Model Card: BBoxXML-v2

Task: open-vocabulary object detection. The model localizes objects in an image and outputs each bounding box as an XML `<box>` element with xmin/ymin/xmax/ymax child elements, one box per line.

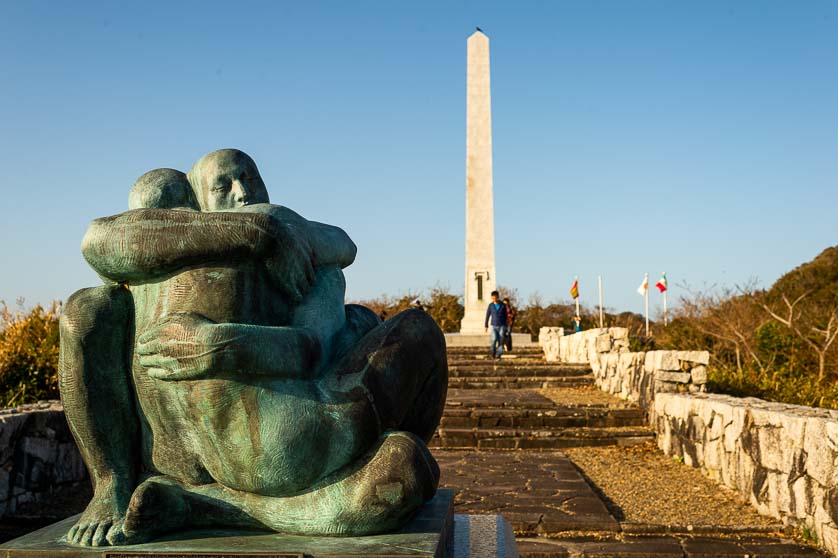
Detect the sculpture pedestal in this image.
<box><xmin>0</xmin><ymin>490</ymin><xmax>455</xmax><ymax>558</ymax></box>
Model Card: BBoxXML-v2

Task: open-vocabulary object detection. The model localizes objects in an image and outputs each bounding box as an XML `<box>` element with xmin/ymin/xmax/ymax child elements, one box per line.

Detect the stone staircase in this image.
<box><xmin>432</xmin><ymin>344</ymin><xmax>827</xmax><ymax>557</ymax></box>
<box><xmin>432</xmin><ymin>346</ymin><xmax>655</xmax><ymax>450</ymax></box>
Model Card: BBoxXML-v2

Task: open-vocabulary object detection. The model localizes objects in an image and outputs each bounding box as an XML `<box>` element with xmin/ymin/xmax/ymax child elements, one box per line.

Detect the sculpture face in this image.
<box><xmin>190</xmin><ymin>149</ymin><xmax>270</xmax><ymax>211</ymax></box>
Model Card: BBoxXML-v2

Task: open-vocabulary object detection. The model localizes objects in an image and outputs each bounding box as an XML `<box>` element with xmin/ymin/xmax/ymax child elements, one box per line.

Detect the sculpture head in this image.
<box><xmin>188</xmin><ymin>149</ymin><xmax>270</xmax><ymax>212</ymax></box>
<box><xmin>129</xmin><ymin>168</ymin><xmax>199</xmax><ymax>210</ymax></box>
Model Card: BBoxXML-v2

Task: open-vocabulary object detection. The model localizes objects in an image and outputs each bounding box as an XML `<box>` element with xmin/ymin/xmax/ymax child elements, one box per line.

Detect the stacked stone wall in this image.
<box><xmin>0</xmin><ymin>401</ymin><xmax>87</xmax><ymax>517</ymax></box>
<box><xmin>542</xmin><ymin>328</ymin><xmax>708</xmax><ymax>406</ymax></box>
<box><xmin>655</xmin><ymin>393</ymin><xmax>838</xmax><ymax>555</ymax></box>
<box><xmin>541</xmin><ymin>328</ymin><xmax>837</xmax><ymax>556</ymax></box>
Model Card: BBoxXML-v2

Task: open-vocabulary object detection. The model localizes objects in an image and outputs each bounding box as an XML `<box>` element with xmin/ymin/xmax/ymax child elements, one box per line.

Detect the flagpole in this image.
<box><xmin>574</xmin><ymin>276</ymin><xmax>580</xmax><ymax>319</ymax></box>
<box><xmin>598</xmin><ymin>275</ymin><xmax>603</xmax><ymax>328</ymax></box>
<box><xmin>663</xmin><ymin>289</ymin><xmax>668</xmax><ymax>327</ymax></box>
<box><xmin>644</xmin><ymin>272</ymin><xmax>649</xmax><ymax>337</ymax></box>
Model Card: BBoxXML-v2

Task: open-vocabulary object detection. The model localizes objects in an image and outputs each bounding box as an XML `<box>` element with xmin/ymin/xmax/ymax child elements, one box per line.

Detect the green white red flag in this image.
<box><xmin>655</xmin><ymin>273</ymin><xmax>668</xmax><ymax>293</ymax></box>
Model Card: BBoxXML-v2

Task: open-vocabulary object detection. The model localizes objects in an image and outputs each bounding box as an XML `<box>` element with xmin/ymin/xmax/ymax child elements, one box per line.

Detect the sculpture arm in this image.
<box><xmin>305</xmin><ymin>220</ymin><xmax>357</xmax><ymax>268</ymax></box>
<box><xmin>81</xmin><ymin>209</ymin><xmax>279</xmax><ymax>283</ymax></box>
<box><xmin>136</xmin><ymin>313</ymin><xmax>322</xmax><ymax>381</ymax></box>
<box><xmin>214</xmin><ymin>323</ymin><xmax>322</xmax><ymax>380</ymax></box>
<box><xmin>238</xmin><ymin>205</ymin><xmax>356</xmax><ymax>269</ymax></box>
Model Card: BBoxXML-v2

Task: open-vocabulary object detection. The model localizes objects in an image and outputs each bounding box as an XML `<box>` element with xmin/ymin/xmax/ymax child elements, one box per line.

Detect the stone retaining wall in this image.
<box><xmin>655</xmin><ymin>393</ymin><xmax>838</xmax><ymax>555</ymax></box>
<box><xmin>542</xmin><ymin>328</ymin><xmax>709</xmax><ymax>407</ymax></box>
<box><xmin>0</xmin><ymin>401</ymin><xmax>87</xmax><ymax>517</ymax></box>
<box><xmin>542</xmin><ymin>328</ymin><xmax>837</xmax><ymax>556</ymax></box>
<box><xmin>541</xmin><ymin>327</ymin><xmax>629</xmax><ymax>364</ymax></box>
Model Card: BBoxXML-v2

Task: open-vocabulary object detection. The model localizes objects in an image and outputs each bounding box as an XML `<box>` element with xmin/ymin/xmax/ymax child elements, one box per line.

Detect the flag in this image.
<box><xmin>637</xmin><ymin>275</ymin><xmax>648</xmax><ymax>296</ymax></box>
<box><xmin>569</xmin><ymin>278</ymin><xmax>579</xmax><ymax>299</ymax></box>
<box><xmin>655</xmin><ymin>273</ymin><xmax>668</xmax><ymax>293</ymax></box>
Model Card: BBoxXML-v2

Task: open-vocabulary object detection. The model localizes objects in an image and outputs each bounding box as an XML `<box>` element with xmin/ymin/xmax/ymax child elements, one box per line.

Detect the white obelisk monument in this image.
<box><xmin>460</xmin><ymin>29</ymin><xmax>497</xmax><ymax>334</ymax></box>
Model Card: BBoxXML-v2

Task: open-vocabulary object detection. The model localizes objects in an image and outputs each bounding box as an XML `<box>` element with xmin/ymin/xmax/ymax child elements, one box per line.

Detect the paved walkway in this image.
<box><xmin>434</xmin><ymin>346</ymin><xmax>826</xmax><ymax>557</ymax></box>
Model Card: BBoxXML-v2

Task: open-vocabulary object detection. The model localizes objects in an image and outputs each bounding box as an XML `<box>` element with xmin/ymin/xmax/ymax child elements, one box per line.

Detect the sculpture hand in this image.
<box><xmin>136</xmin><ymin>313</ymin><xmax>232</xmax><ymax>381</ymax></box>
<box><xmin>264</xmin><ymin>221</ymin><xmax>316</xmax><ymax>302</ymax></box>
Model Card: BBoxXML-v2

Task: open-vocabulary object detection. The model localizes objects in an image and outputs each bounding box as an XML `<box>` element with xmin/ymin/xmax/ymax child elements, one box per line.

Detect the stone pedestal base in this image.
<box><xmin>0</xmin><ymin>490</ymin><xmax>456</xmax><ymax>558</ymax></box>
<box><xmin>452</xmin><ymin>515</ymin><xmax>518</xmax><ymax>557</ymax></box>
<box><xmin>444</xmin><ymin>333</ymin><xmax>535</xmax><ymax>347</ymax></box>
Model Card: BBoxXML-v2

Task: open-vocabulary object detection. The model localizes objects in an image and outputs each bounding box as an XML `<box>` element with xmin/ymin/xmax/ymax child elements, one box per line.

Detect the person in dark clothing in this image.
<box><xmin>503</xmin><ymin>297</ymin><xmax>516</xmax><ymax>352</ymax></box>
<box><xmin>484</xmin><ymin>290</ymin><xmax>508</xmax><ymax>359</ymax></box>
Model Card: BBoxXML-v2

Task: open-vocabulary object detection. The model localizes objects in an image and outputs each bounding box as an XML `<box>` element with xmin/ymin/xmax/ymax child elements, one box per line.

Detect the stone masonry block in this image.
<box><xmin>654</xmin><ymin>380</ymin><xmax>679</xmax><ymax>393</ymax></box>
<box><xmin>804</xmin><ymin>417</ymin><xmax>837</xmax><ymax>487</ymax></box>
<box><xmin>691</xmin><ymin>365</ymin><xmax>708</xmax><ymax>384</ymax></box>
<box><xmin>656</xmin><ymin>371</ymin><xmax>691</xmax><ymax>384</ymax></box>
<box><xmin>20</xmin><ymin>436</ymin><xmax>55</xmax><ymax>463</ymax></box>
<box><xmin>677</xmin><ymin>351</ymin><xmax>710</xmax><ymax>365</ymax></box>
<box><xmin>608</xmin><ymin>327</ymin><xmax>629</xmax><ymax>340</ymax></box>
<box><xmin>655</xmin><ymin>351</ymin><xmax>682</xmax><ymax>371</ymax></box>
<box><xmin>595</xmin><ymin>332</ymin><xmax>612</xmax><ymax>353</ymax></box>
<box><xmin>644</xmin><ymin>352</ymin><xmax>655</xmax><ymax>373</ymax></box>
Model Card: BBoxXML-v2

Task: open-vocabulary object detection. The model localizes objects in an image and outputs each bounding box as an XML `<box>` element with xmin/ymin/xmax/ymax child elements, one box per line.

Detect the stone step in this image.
<box><xmin>516</xmin><ymin>535</ymin><xmax>828</xmax><ymax>557</ymax></box>
<box><xmin>447</xmin><ymin>376</ymin><xmax>594</xmax><ymax>390</ymax></box>
<box><xmin>440</xmin><ymin>407</ymin><xmax>647</xmax><ymax>429</ymax></box>
<box><xmin>436</xmin><ymin>450</ymin><xmax>620</xmax><ymax>536</ymax></box>
<box><xmin>431</xmin><ymin>426</ymin><xmax>654</xmax><ymax>450</ymax></box>
<box><xmin>447</xmin><ymin>364</ymin><xmax>591</xmax><ymax>378</ymax></box>
<box><xmin>448</xmin><ymin>341</ymin><xmax>544</xmax><ymax>355</ymax></box>
<box><xmin>445</xmin><ymin>388</ymin><xmax>635</xmax><ymax>410</ymax></box>
<box><xmin>448</xmin><ymin>357</ymin><xmax>556</xmax><ymax>368</ymax></box>
<box><xmin>447</xmin><ymin>360</ymin><xmax>581</xmax><ymax>368</ymax></box>
<box><xmin>446</xmin><ymin>346</ymin><xmax>543</xmax><ymax>356</ymax></box>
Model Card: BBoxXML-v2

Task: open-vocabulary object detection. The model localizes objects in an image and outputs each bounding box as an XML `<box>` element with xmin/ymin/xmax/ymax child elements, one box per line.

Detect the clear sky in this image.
<box><xmin>1</xmin><ymin>1</ymin><xmax>836</xmax><ymax>316</ymax></box>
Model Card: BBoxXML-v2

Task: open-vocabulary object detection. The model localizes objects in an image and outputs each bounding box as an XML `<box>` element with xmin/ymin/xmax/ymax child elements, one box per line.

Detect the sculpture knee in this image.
<box><xmin>59</xmin><ymin>285</ymin><xmax>134</xmax><ymax>388</ymax></box>
<box><xmin>61</xmin><ymin>285</ymin><xmax>132</xmax><ymax>341</ymax></box>
<box><xmin>384</xmin><ymin>309</ymin><xmax>447</xmax><ymax>382</ymax></box>
<box><xmin>363</xmin><ymin>309</ymin><xmax>447</xmax><ymax>440</ymax></box>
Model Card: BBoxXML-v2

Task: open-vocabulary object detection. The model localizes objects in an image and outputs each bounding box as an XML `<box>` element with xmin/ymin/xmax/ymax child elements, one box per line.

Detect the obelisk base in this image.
<box><xmin>459</xmin><ymin>305</ymin><xmax>489</xmax><ymax>335</ymax></box>
<box><xmin>445</xmin><ymin>332</ymin><xmax>535</xmax><ymax>348</ymax></box>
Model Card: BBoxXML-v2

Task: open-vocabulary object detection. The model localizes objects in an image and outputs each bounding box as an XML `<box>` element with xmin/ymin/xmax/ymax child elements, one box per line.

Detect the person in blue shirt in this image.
<box><xmin>484</xmin><ymin>290</ymin><xmax>509</xmax><ymax>359</ymax></box>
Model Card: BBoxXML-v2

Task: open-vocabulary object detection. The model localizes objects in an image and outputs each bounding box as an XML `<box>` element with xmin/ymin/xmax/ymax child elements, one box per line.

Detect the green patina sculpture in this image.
<box><xmin>58</xmin><ymin>149</ymin><xmax>448</xmax><ymax>547</ymax></box>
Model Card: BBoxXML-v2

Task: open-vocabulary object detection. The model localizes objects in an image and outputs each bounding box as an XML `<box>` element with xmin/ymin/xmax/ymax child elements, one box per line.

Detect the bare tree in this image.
<box><xmin>762</xmin><ymin>292</ymin><xmax>838</xmax><ymax>383</ymax></box>
<box><xmin>675</xmin><ymin>283</ymin><xmax>768</xmax><ymax>377</ymax></box>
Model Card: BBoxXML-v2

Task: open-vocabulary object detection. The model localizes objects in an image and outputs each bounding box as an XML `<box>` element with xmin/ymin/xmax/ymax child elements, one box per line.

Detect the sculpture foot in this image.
<box><xmin>66</xmin><ymin>480</ymin><xmax>132</xmax><ymax>547</ymax></box>
<box><xmin>121</xmin><ymin>476</ymin><xmax>190</xmax><ymax>545</ymax></box>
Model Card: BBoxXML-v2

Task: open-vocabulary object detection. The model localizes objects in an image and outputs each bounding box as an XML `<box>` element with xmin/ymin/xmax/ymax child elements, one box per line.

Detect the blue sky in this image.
<box><xmin>1</xmin><ymin>1</ymin><xmax>836</xmax><ymax>316</ymax></box>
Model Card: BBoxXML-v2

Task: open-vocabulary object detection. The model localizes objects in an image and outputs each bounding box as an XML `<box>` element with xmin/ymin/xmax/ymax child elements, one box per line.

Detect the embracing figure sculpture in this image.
<box><xmin>58</xmin><ymin>149</ymin><xmax>448</xmax><ymax>547</ymax></box>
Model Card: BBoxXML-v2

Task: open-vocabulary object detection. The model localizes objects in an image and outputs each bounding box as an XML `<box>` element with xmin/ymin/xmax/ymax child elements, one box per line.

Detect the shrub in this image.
<box><xmin>0</xmin><ymin>301</ymin><xmax>61</xmax><ymax>407</ymax></box>
<box><xmin>654</xmin><ymin>279</ymin><xmax>837</xmax><ymax>410</ymax></box>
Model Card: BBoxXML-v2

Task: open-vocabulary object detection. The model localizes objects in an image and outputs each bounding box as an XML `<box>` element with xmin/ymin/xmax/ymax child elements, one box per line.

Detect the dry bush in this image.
<box><xmin>0</xmin><ymin>301</ymin><xmax>61</xmax><ymax>407</ymax></box>
<box><xmin>655</xmin><ymin>281</ymin><xmax>837</xmax><ymax>410</ymax></box>
<box><xmin>352</xmin><ymin>285</ymin><xmax>464</xmax><ymax>333</ymax></box>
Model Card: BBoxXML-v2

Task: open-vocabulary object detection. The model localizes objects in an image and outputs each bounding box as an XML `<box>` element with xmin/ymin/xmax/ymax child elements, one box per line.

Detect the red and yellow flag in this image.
<box><xmin>569</xmin><ymin>278</ymin><xmax>579</xmax><ymax>299</ymax></box>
